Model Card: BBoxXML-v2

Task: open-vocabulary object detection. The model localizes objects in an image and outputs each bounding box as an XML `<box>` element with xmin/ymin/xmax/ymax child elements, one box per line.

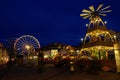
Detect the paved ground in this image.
<box><xmin>1</xmin><ymin>64</ymin><xmax>120</xmax><ymax>80</ymax></box>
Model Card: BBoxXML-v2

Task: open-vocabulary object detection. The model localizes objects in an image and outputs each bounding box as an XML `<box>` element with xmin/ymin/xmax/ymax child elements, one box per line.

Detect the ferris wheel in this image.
<box><xmin>14</xmin><ymin>35</ymin><xmax>40</xmax><ymax>54</ymax></box>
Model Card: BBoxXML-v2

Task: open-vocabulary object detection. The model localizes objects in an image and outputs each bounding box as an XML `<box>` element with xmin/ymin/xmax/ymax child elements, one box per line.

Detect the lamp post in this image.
<box><xmin>25</xmin><ymin>45</ymin><xmax>31</xmax><ymax>51</ymax></box>
<box><xmin>38</xmin><ymin>51</ymin><xmax>44</xmax><ymax>73</ymax></box>
<box><xmin>24</xmin><ymin>45</ymin><xmax>31</xmax><ymax>65</ymax></box>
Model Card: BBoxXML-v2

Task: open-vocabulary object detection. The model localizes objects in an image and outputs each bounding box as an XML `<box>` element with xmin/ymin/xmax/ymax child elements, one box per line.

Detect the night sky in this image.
<box><xmin>0</xmin><ymin>0</ymin><xmax>120</xmax><ymax>47</ymax></box>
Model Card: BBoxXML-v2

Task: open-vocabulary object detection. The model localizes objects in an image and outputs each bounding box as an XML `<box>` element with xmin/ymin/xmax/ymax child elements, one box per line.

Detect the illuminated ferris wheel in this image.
<box><xmin>14</xmin><ymin>35</ymin><xmax>40</xmax><ymax>54</ymax></box>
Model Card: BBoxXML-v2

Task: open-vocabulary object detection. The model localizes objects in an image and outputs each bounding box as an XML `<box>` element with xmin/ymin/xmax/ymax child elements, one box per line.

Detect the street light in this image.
<box><xmin>104</xmin><ymin>21</ymin><xmax>107</xmax><ymax>24</ymax></box>
<box><xmin>81</xmin><ymin>38</ymin><xmax>83</xmax><ymax>43</ymax></box>
<box><xmin>25</xmin><ymin>45</ymin><xmax>31</xmax><ymax>50</ymax></box>
<box><xmin>114</xmin><ymin>35</ymin><xmax>117</xmax><ymax>43</ymax></box>
<box><xmin>24</xmin><ymin>45</ymin><xmax>31</xmax><ymax>65</ymax></box>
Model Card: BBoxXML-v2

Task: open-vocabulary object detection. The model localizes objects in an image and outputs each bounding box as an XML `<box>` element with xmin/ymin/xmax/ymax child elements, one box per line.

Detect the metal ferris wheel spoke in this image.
<box><xmin>28</xmin><ymin>36</ymin><xmax>31</xmax><ymax>41</ymax></box>
<box><xmin>27</xmin><ymin>36</ymin><xmax>33</xmax><ymax>42</ymax></box>
<box><xmin>30</xmin><ymin>37</ymin><xmax>35</xmax><ymax>42</ymax></box>
<box><xmin>22</xmin><ymin>36</ymin><xmax>26</xmax><ymax>42</ymax></box>
<box><xmin>18</xmin><ymin>39</ymin><xmax>23</xmax><ymax>45</ymax></box>
<box><xmin>20</xmin><ymin>37</ymin><xmax>25</xmax><ymax>43</ymax></box>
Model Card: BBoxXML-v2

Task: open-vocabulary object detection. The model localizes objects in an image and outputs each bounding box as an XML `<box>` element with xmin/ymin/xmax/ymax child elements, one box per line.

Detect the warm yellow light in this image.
<box><xmin>44</xmin><ymin>55</ymin><xmax>48</xmax><ymax>58</ymax></box>
<box><xmin>114</xmin><ymin>35</ymin><xmax>116</xmax><ymax>38</ymax></box>
<box><xmin>1</xmin><ymin>57</ymin><xmax>3</xmax><ymax>60</ymax></box>
<box><xmin>70</xmin><ymin>50</ymin><xmax>74</xmax><ymax>52</ymax></box>
<box><xmin>29</xmin><ymin>56</ymin><xmax>32</xmax><ymax>59</ymax></box>
<box><xmin>25</xmin><ymin>45</ymin><xmax>31</xmax><ymax>50</ymax></box>
<box><xmin>70</xmin><ymin>61</ymin><xmax>74</xmax><ymax>64</ymax></box>
<box><xmin>98</xmin><ymin>47</ymin><xmax>101</xmax><ymax>50</ymax></box>
<box><xmin>33</xmin><ymin>56</ymin><xmax>38</xmax><ymax>59</ymax></box>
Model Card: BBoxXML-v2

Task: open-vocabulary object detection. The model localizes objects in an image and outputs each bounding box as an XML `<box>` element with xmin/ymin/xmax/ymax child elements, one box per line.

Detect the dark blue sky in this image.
<box><xmin>0</xmin><ymin>0</ymin><xmax>120</xmax><ymax>47</ymax></box>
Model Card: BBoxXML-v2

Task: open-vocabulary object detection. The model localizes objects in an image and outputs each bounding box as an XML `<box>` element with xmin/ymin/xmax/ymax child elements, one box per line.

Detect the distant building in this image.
<box><xmin>0</xmin><ymin>43</ymin><xmax>9</xmax><ymax>64</ymax></box>
<box><xmin>40</xmin><ymin>42</ymin><xmax>76</xmax><ymax>59</ymax></box>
